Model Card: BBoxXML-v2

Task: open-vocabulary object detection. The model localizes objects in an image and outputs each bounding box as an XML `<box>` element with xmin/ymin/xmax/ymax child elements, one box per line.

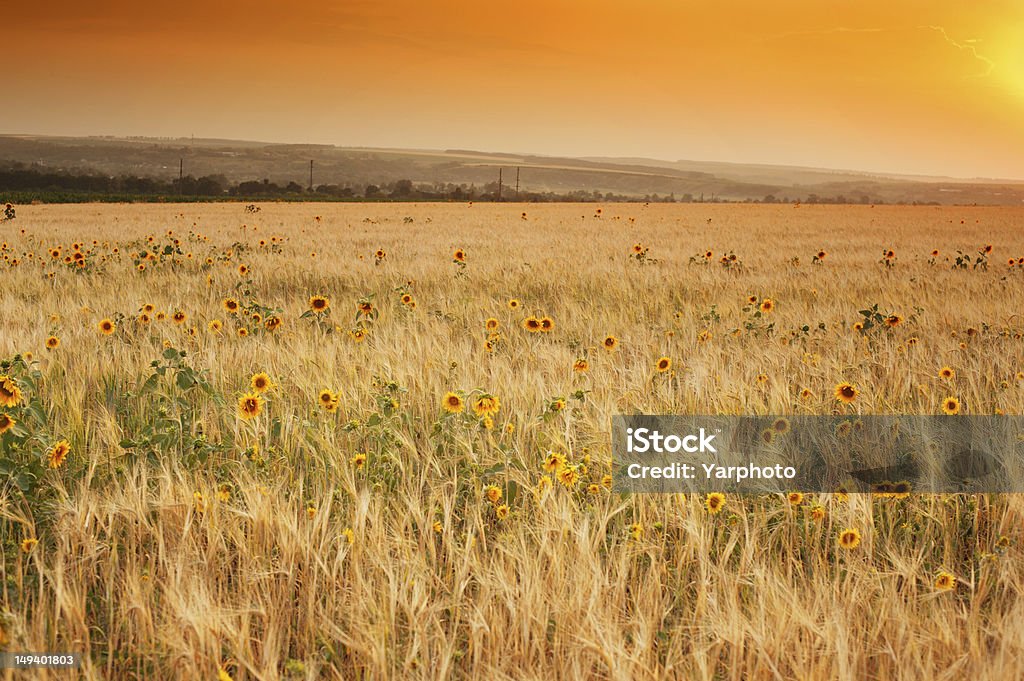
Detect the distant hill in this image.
<box><xmin>2</xmin><ymin>134</ymin><xmax>1023</xmax><ymax>204</ymax></box>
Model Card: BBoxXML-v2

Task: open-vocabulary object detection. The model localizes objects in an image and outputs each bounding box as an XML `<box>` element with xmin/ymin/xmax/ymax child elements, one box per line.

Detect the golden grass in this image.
<box><xmin>0</xmin><ymin>202</ymin><xmax>1023</xmax><ymax>679</ymax></box>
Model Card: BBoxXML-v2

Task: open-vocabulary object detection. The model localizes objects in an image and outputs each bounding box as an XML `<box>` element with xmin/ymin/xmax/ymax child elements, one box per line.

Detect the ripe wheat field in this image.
<box><xmin>1</xmin><ymin>202</ymin><xmax>1023</xmax><ymax>680</ymax></box>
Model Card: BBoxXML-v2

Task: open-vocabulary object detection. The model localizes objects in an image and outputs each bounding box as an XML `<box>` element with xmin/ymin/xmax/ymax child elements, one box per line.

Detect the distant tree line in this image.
<box><xmin>0</xmin><ymin>161</ymin><xmax>903</xmax><ymax>204</ymax></box>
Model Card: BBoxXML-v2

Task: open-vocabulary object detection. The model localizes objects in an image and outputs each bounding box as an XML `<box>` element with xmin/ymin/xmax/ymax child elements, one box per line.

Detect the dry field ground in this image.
<box><xmin>1</xmin><ymin>202</ymin><xmax>1023</xmax><ymax>680</ymax></box>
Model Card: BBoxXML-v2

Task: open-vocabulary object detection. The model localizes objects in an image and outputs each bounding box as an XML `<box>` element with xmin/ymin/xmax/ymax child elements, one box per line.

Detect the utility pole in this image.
<box><xmin>497</xmin><ymin>168</ymin><xmax>502</xmax><ymax>202</ymax></box>
<box><xmin>309</xmin><ymin>160</ymin><xmax>314</xmax><ymax>191</ymax></box>
<box><xmin>515</xmin><ymin>167</ymin><xmax>520</xmax><ymax>200</ymax></box>
<box><xmin>179</xmin><ymin>158</ymin><xmax>183</xmax><ymax>197</ymax></box>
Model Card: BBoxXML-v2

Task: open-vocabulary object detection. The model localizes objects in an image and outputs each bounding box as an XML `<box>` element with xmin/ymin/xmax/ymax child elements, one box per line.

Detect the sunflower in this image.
<box><xmin>98</xmin><ymin>318</ymin><xmax>115</xmax><ymax>335</ymax></box>
<box><xmin>523</xmin><ymin>316</ymin><xmax>541</xmax><ymax>332</ymax></box>
<box><xmin>208</xmin><ymin>319</ymin><xmax>223</xmax><ymax>333</ymax></box>
<box><xmin>942</xmin><ymin>396</ymin><xmax>960</xmax><ymax>415</ymax></box>
<box><xmin>484</xmin><ymin>318</ymin><xmax>499</xmax><ymax>331</ymax></box>
<box><xmin>47</xmin><ymin>440</ymin><xmax>71</xmax><ymax>468</ymax></box>
<box><xmin>759</xmin><ymin>298</ymin><xmax>775</xmax><ymax>313</ymax></box>
<box><xmin>838</xmin><ymin>528</ymin><xmax>861</xmax><ymax>550</ymax></box>
<box><xmin>508</xmin><ymin>299</ymin><xmax>520</xmax><ymax>310</ymax></box>
<box><xmin>442</xmin><ymin>391</ymin><xmax>464</xmax><ymax>414</ymax></box>
<box><xmin>45</xmin><ymin>336</ymin><xmax>60</xmax><ymax>350</ymax></box>
<box><xmin>401</xmin><ymin>293</ymin><xmax>413</xmax><ymax>305</ymax></box>
<box><xmin>542</xmin><ymin>450</ymin><xmax>566</xmax><ymax>473</ymax></box>
<box><xmin>656</xmin><ymin>356</ymin><xmax>671</xmax><ymax>373</ymax></box>
<box><xmin>155</xmin><ymin>311</ymin><xmax>167</xmax><ymax>322</ymax></box>
<box><xmin>602</xmin><ymin>474</ymin><xmax>613</xmax><ymax>489</ymax></box>
<box><xmin>557</xmin><ymin>465</ymin><xmax>579</xmax><ymax>488</ymax></box>
<box><xmin>237</xmin><ymin>328</ymin><xmax>249</xmax><ymax>337</ymax></box>
<box><xmin>536</xmin><ymin>476</ymin><xmax>553</xmax><ymax>497</ymax></box>
<box><xmin>834</xmin><ymin>382</ymin><xmax>858</xmax><ymax>404</ymax></box>
<box><xmin>603</xmin><ymin>335</ymin><xmax>619</xmax><ymax>351</ymax></box>
<box><xmin>809</xmin><ymin>505</ymin><xmax>826</xmax><ymax>521</ymax></box>
<box><xmin>350</xmin><ymin>452</ymin><xmax>367</xmax><ymax>469</ymax></box>
<box><xmin>539</xmin><ymin>317</ymin><xmax>554</xmax><ymax>332</ymax></box>
<box><xmin>573</xmin><ymin>358</ymin><xmax>589</xmax><ymax>373</ymax></box>
<box><xmin>375</xmin><ymin>248</ymin><xmax>386</xmax><ymax>259</ymax></box>
<box><xmin>787</xmin><ymin>491</ymin><xmax>803</xmax><ymax>506</ymax></box>
<box><xmin>632</xmin><ymin>243</ymin><xmax>643</xmax><ymax>254</ymax></box>
<box><xmin>350</xmin><ymin>328</ymin><xmax>367</xmax><ymax>343</ymax></box>
<box><xmin>142</xmin><ymin>303</ymin><xmax>155</xmax><ymax>314</ymax></box>
<box><xmin>172</xmin><ymin>310</ymin><xmax>187</xmax><ymax>324</ymax></box>
<box><xmin>891</xmin><ymin>480</ymin><xmax>912</xmax><ymax>498</ymax></box>
<box><xmin>318</xmin><ymin>389</ymin><xmax>339</xmax><ymax>411</ymax></box>
<box><xmin>705</xmin><ymin>492</ymin><xmax>726</xmax><ymax>515</ymax></box>
<box><xmin>250</xmin><ymin>372</ymin><xmax>273</xmax><ymax>393</ymax></box>
<box><xmin>237</xmin><ymin>392</ymin><xmax>264</xmax><ymax>420</ymax></box>
<box><xmin>484</xmin><ymin>485</ymin><xmax>502</xmax><ymax>504</ymax></box>
<box><xmin>357</xmin><ymin>301</ymin><xmax>373</xmax><ymax>314</ymax></box>
<box><xmin>472</xmin><ymin>394</ymin><xmax>500</xmax><ymax>417</ymax></box>
<box><xmin>223</xmin><ymin>298</ymin><xmax>240</xmax><ymax>314</ymax></box>
<box><xmin>885</xmin><ymin>314</ymin><xmax>903</xmax><ymax>327</ymax></box>
<box><xmin>21</xmin><ymin>537</ymin><xmax>38</xmax><ymax>553</ymax></box>
<box><xmin>494</xmin><ymin>504</ymin><xmax>510</xmax><ymax>520</ymax></box>
<box><xmin>453</xmin><ymin>248</ymin><xmax>466</xmax><ymax>263</ymax></box>
<box><xmin>309</xmin><ymin>295</ymin><xmax>330</xmax><ymax>313</ymax></box>
<box><xmin>265</xmin><ymin>316</ymin><xmax>282</xmax><ymax>331</ymax></box>
<box><xmin>772</xmin><ymin>417</ymin><xmax>791</xmax><ymax>434</ymax></box>
<box><xmin>0</xmin><ymin>378</ymin><xmax>23</xmax><ymax>409</ymax></box>
<box><xmin>0</xmin><ymin>412</ymin><xmax>15</xmax><ymax>434</ymax></box>
<box><xmin>939</xmin><ymin>366</ymin><xmax>955</xmax><ymax>380</ymax></box>
<box><xmin>934</xmin><ymin>571</ymin><xmax>956</xmax><ymax>591</ymax></box>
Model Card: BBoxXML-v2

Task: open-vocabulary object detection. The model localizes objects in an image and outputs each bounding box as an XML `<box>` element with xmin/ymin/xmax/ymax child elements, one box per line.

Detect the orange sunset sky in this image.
<box><xmin>6</xmin><ymin>1</ymin><xmax>1024</xmax><ymax>179</ymax></box>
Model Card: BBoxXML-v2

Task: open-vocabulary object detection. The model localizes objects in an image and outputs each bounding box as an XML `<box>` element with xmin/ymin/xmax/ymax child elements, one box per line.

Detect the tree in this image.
<box><xmin>391</xmin><ymin>179</ymin><xmax>414</xmax><ymax>198</ymax></box>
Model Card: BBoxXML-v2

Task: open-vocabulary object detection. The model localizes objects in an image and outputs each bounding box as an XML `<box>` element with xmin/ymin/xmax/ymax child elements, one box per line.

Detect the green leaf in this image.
<box><xmin>141</xmin><ymin>373</ymin><xmax>161</xmax><ymax>393</ymax></box>
<box><xmin>16</xmin><ymin>471</ymin><xmax>35</xmax><ymax>492</ymax></box>
<box><xmin>176</xmin><ymin>371</ymin><xmax>195</xmax><ymax>390</ymax></box>
<box><xmin>482</xmin><ymin>462</ymin><xmax>505</xmax><ymax>476</ymax></box>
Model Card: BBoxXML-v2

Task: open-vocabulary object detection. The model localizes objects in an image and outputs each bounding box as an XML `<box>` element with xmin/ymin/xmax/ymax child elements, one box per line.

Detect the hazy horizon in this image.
<box><xmin>5</xmin><ymin>1</ymin><xmax>1024</xmax><ymax>180</ymax></box>
<box><xmin>7</xmin><ymin>131</ymin><xmax>1024</xmax><ymax>186</ymax></box>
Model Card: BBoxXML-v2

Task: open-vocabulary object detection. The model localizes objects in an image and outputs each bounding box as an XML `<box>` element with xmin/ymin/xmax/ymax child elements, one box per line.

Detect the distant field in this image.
<box><xmin>1</xmin><ymin>203</ymin><xmax>1023</xmax><ymax>679</ymax></box>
